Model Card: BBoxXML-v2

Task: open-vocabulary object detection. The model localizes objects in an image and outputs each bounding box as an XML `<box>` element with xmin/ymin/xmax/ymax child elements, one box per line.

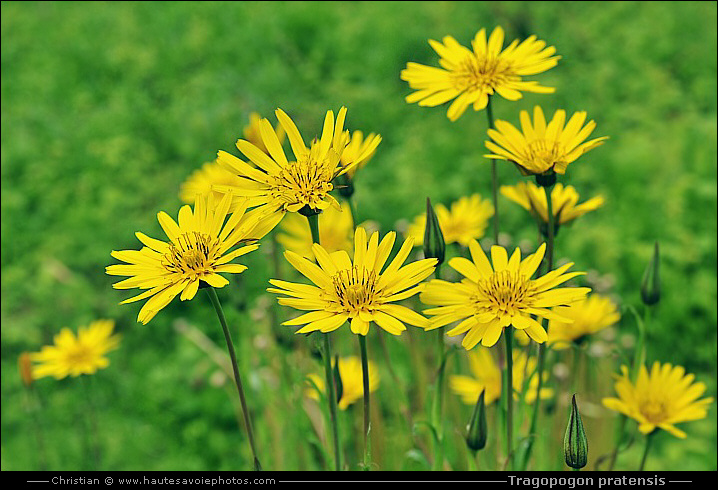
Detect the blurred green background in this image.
<box><xmin>2</xmin><ymin>1</ymin><xmax>716</xmax><ymax>471</ymax></box>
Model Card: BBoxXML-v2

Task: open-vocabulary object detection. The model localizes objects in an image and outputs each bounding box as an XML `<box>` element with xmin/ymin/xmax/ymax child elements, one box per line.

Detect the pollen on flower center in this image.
<box><xmin>271</xmin><ymin>157</ymin><xmax>335</xmax><ymax>207</ymax></box>
<box><xmin>333</xmin><ymin>266</ymin><xmax>378</xmax><ymax>313</ymax></box>
<box><xmin>527</xmin><ymin>140</ymin><xmax>562</xmax><ymax>168</ymax></box>
<box><xmin>452</xmin><ymin>55</ymin><xmax>511</xmax><ymax>92</ymax></box>
<box><xmin>477</xmin><ymin>270</ymin><xmax>533</xmax><ymax>315</ymax></box>
<box><xmin>641</xmin><ymin>398</ymin><xmax>669</xmax><ymax>424</ymax></box>
<box><xmin>65</xmin><ymin>346</ymin><xmax>92</xmax><ymax>366</ymax></box>
<box><xmin>165</xmin><ymin>232</ymin><xmax>219</xmax><ymax>276</ymax></box>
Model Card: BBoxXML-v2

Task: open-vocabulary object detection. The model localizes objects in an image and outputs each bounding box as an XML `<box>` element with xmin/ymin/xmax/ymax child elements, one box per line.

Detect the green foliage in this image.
<box><xmin>2</xmin><ymin>1</ymin><xmax>715</xmax><ymax>471</ymax></box>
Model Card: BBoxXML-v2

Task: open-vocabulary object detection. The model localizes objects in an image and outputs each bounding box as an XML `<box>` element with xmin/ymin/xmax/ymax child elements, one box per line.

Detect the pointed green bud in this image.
<box><xmin>641</xmin><ymin>242</ymin><xmax>660</xmax><ymax>306</ymax></box>
<box><xmin>333</xmin><ymin>354</ymin><xmax>343</xmax><ymax>404</ymax></box>
<box><xmin>564</xmin><ymin>394</ymin><xmax>588</xmax><ymax>469</ymax></box>
<box><xmin>423</xmin><ymin>197</ymin><xmax>445</xmax><ymax>266</ymax></box>
<box><xmin>466</xmin><ymin>389</ymin><xmax>487</xmax><ymax>451</ymax></box>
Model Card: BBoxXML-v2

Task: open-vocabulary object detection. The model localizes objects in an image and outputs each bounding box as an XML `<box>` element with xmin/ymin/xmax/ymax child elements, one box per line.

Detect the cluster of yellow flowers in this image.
<box><xmin>25</xmin><ymin>25</ymin><xmax>711</xmax><ymax>472</ymax></box>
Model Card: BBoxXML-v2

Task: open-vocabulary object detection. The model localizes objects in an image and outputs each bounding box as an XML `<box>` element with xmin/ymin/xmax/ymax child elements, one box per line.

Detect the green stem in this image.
<box><xmin>544</xmin><ymin>183</ymin><xmax>555</xmax><ymax>272</ymax></box>
<box><xmin>431</xmin><ymin>263</ymin><xmax>447</xmax><ymax>471</ymax></box>
<box><xmin>505</xmin><ymin>327</ymin><xmax>514</xmax><ymax>470</ymax></box>
<box><xmin>607</xmin><ymin>415</ymin><xmax>628</xmax><ymax>471</ymax></box>
<box><xmin>322</xmin><ymin>334</ymin><xmax>342</xmax><ymax>470</ymax></box>
<box><xmin>632</xmin><ymin>307</ymin><xmax>650</xmax><ymax>380</ymax></box>
<box><xmin>347</xmin><ymin>195</ymin><xmax>360</xmax><ymax>230</ymax></box>
<box><xmin>486</xmin><ymin>96</ymin><xmax>500</xmax><ymax>245</ymax></box>
<box><xmin>359</xmin><ymin>334</ymin><xmax>372</xmax><ymax>470</ymax></box>
<box><xmin>639</xmin><ymin>432</ymin><xmax>655</xmax><ymax>471</ymax></box>
<box><xmin>306</xmin><ymin>212</ymin><xmax>321</xmax><ymax>247</ymax></box>
<box><xmin>519</xmin><ymin>183</ymin><xmax>555</xmax><ymax>470</ymax></box>
<box><xmin>206</xmin><ymin>287</ymin><xmax>262</xmax><ymax>470</ymax></box>
<box><xmin>305</xmin><ymin>212</ymin><xmax>342</xmax><ymax>471</ymax></box>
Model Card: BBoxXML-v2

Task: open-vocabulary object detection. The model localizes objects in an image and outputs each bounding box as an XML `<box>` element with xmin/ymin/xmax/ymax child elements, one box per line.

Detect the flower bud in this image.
<box><xmin>466</xmin><ymin>389</ymin><xmax>487</xmax><ymax>451</ymax></box>
<box><xmin>641</xmin><ymin>242</ymin><xmax>660</xmax><ymax>306</ymax></box>
<box><xmin>423</xmin><ymin>198</ymin><xmax>445</xmax><ymax>266</ymax></box>
<box><xmin>19</xmin><ymin>352</ymin><xmax>33</xmax><ymax>388</ymax></box>
<box><xmin>333</xmin><ymin>354</ymin><xmax>343</xmax><ymax>405</ymax></box>
<box><xmin>564</xmin><ymin>394</ymin><xmax>588</xmax><ymax>469</ymax></box>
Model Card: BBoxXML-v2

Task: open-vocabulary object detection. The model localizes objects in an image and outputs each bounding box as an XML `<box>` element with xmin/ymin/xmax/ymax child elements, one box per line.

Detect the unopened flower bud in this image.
<box><xmin>641</xmin><ymin>242</ymin><xmax>660</xmax><ymax>306</ymax></box>
<box><xmin>466</xmin><ymin>389</ymin><xmax>487</xmax><ymax>451</ymax></box>
<box><xmin>19</xmin><ymin>352</ymin><xmax>33</xmax><ymax>388</ymax></box>
<box><xmin>564</xmin><ymin>394</ymin><xmax>588</xmax><ymax>469</ymax></box>
<box><xmin>423</xmin><ymin>198</ymin><xmax>445</xmax><ymax>266</ymax></box>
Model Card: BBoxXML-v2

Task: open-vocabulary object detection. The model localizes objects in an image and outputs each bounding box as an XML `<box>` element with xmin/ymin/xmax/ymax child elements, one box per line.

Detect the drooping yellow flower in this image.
<box><xmin>401</xmin><ymin>26</ymin><xmax>559</xmax><ymax>121</ymax></box>
<box><xmin>406</xmin><ymin>194</ymin><xmax>494</xmax><ymax>247</ymax></box>
<box><xmin>179</xmin><ymin>161</ymin><xmax>245</xmax><ymax>206</ymax></box>
<box><xmin>215</xmin><ymin>107</ymin><xmax>380</xmax><ymax>224</ymax></box>
<box><xmin>107</xmin><ymin>193</ymin><xmax>275</xmax><ymax>324</ymax></box>
<box><xmin>548</xmin><ymin>294</ymin><xmax>620</xmax><ymax>349</ymax></box>
<box><xmin>30</xmin><ymin>320</ymin><xmax>121</xmax><ymax>379</ymax></box>
<box><xmin>485</xmin><ymin>106</ymin><xmax>608</xmax><ymax>176</ymax></box>
<box><xmin>421</xmin><ymin>241</ymin><xmax>590</xmax><ymax>348</ymax></box>
<box><xmin>306</xmin><ymin>356</ymin><xmax>380</xmax><ymax>410</ymax></box>
<box><xmin>340</xmin><ymin>130</ymin><xmax>382</xmax><ymax>179</ymax></box>
<box><xmin>501</xmin><ymin>182</ymin><xmax>605</xmax><ymax>226</ymax></box>
<box><xmin>602</xmin><ymin>363</ymin><xmax>713</xmax><ymax>438</ymax></box>
<box><xmin>450</xmin><ymin>347</ymin><xmax>553</xmax><ymax>405</ymax></box>
<box><xmin>242</xmin><ymin>112</ymin><xmax>286</xmax><ymax>155</ymax></box>
<box><xmin>269</xmin><ymin>227</ymin><xmax>437</xmax><ymax>336</ymax></box>
<box><xmin>276</xmin><ymin>201</ymin><xmax>354</xmax><ymax>260</ymax></box>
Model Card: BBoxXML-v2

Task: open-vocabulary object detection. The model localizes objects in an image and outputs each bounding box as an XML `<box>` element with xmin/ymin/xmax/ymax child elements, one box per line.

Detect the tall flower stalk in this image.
<box><xmin>305</xmin><ymin>210</ymin><xmax>342</xmax><ymax>471</ymax></box>
<box><xmin>487</xmin><ymin>97</ymin><xmax>500</xmax><ymax>246</ymax></box>
<box><xmin>206</xmin><ymin>286</ymin><xmax>262</xmax><ymax>470</ymax></box>
<box><xmin>358</xmin><ymin>334</ymin><xmax>372</xmax><ymax>469</ymax></box>
<box><xmin>520</xmin><ymin>181</ymin><xmax>555</xmax><ymax>470</ymax></box>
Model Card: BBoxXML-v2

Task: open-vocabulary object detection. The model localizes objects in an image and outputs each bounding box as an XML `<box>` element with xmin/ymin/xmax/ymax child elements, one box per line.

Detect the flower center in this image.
<box><xmin>640</xmin><ymin>398</ymin><xmax>669</xmax><ymax>424</ymax></box>
<box><xmin>476</xmin><ymin>270</ymin><xmax>533</xmax><ymax>316</ymax></box>
<box><xmin>271</xmin><ymin>151</ymin><xmax>336</xmax><ymax>209</ymax></box>
<box><xmin>526</xmin><ymin>140</ymin><xmax>563</xmax><ymax>171</ymax></box>
<box><xmin>65</xmin><ymin>344</ymin><xmax>93</xmax><ymax>368</ymax></box>
<box><xmin>451</xmin><ymin>54</ymin><xmax>513</xmax><ymax>93</ymax></box>
<box><xmin>332</xmin><ymin>266</ymin><xmax>378</xmax><ymax>313</ymax></box>
<box><xmin>164</xmin><ymin>232</ymin><xmax>219</xmax><ymax>277</ymax></box>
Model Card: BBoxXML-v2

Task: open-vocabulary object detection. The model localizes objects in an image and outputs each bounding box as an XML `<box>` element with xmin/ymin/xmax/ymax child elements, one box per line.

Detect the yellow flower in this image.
<box><xmin>243</xmin><ymin>112</ymin><xmax>286</xmax><ymax>155</ymax></box>
<box><xmin>485</xmin><ymin>106</ymin><xmax>608</xmax><ymax>176</ymax></box>
<box><xmin>548</xmin><ymin>294</ymin><xmax>620</xmax><ymax>349</ymax></box>
<box><xmin>179</xmin><ymin>161</ymin><xmax>245</xmax><ymax>206</ymax></box>
<box><xmin>306</xmin><ymin>356</ymin><xmax>380</xmax><ymax>410</ymax></box>
<box><xmin>450</xmin><ymin>347</ymin><xmax>553</xmax><ymax>405</ymax></box>
<box><xmin>30</xmin><ymin>320</ymin><xmax>121</xmax><ymax>379</ymax></box>
<box><xmin>501</xmin><ymin>182</ymin><xmax>605</xmax><ymax>226</ymax></box>
<box><xmin>421</xmin><ymin>241</ymin><xmax>590</xmax><ymax>348</ymax></box>
<box><xmin>276</xmin><ymin>201</ymin><xmax>354</xmax><ymax>260</ymax></box>
<box><xmin>340</xmin><ymin>130</ymin><xmax>382</xmax><ymax>179</ymax></box>
<box><xmin>107</xmin><ymin>193</ymin><xmax>274</xmax><ymax>324</ymax></box>
<box><xmin>215</xmin><ymin>107</ymin><xmax>379</xmax><ymax>223</ymax></box>
<box><xmin>602</xmin><ymin>363</ymin><xmax>713</xmax><ymax>438</ymax></box>
<box><xmin>406</xmin><ymin>194</ymin><xmax>494</xmax><ymax>247</ymax></box>
<box><xmin>401</xmin><ymin>26</ymin><xmax>559</xmax><ymax>121</ymax></box>
<box><xmin>269</xmin><ymin>227</ymin><xmax>437</xmax><ymax>336</ymax></box>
